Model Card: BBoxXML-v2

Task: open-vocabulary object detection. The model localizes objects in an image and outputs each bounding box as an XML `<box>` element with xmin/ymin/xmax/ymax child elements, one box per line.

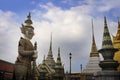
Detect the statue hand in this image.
<box><xmin>34</xmin><ymin>50</ymin><xmax>38</xmax><ymax>54</ymax></box>
<box><xmin>33</xmin><ymin>50</ymin><xmax>38</xmax><ymax>59</ymax></box>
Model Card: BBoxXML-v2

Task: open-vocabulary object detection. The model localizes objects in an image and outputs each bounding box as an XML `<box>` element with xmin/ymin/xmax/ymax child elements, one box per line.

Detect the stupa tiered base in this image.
<box><xmin>99</xmin><ymin>60</ymin><xmax>119</xmax><ymax>70</ymax></box>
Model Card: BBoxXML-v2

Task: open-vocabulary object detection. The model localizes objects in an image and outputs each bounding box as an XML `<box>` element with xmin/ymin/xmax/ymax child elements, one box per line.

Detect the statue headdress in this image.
<box><xmin>20</xmin><ymin>12</ymin><xmax>34</xmax><ymax>34</ymax></box>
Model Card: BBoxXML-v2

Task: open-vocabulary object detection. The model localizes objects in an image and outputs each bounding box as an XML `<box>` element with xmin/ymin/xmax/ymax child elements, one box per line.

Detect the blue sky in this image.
<box><xmin>0</xmin><ymin>0</ymin><xmax>119</xmax><ymax>20</ymax></box>
<box><xmin>0</xmin><ymin>0</ymin><xmax>120</xmax><ymax>73</ymax></box>
<box><xmin>0</xmin><ymin>0</ymin><xmax>83</xmax><ymax>11</ymax></box>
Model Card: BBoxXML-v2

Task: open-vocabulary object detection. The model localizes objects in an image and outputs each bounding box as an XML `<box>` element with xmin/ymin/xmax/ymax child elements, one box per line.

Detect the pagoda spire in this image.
<box><xmin>54</xmin><ymin>47</ymin><xmax>64</xmax><ymax>79</ymax></box>
<box><xmin>101</xmin><ymin>16</ymin><xmax>113</xmax><ymax>49</ymax></box>
<box><xmin>42</xmin><ymin>55</ymin><xmax>46</xmax><ymax>64</ymax></box>
<box><xmin>56</xmin><ymin>47</ymin><xmax>62</xmax><ymax>66</ymax></box>
<box><xmin>98</xmin><ymin>16</ymin><xmax>118</xmax><ymax>70</ymax></box>
<box><xmin>46</xmin><ymin>33</ymin><xmax>55</xmax><ymax>69</ymax></box>
<box><xmin>90</xmin><ymin>19</ymin><xmax>99</xmax><ymax>57</ymax></box>
<box><xmin>50</xmin><ymin>33</ymin><xmax>52</xmax><ymax>51</ymax></box>
<box><xmin>118</xmin><ymin>17</ymin><xmax>120</xmax><ymax>32</ymax></box>
<box><xmin>115</xmin><ymin>17</ymin><xmax>120</xmax><ymax>39</ymax></box>
<box><xmin>47</xmin><ymin>33</ymin><xmax>53</xmax><ymax>57</ymax></box>
<box><xmin>118</xmin><ymin>17</ymin><xmax>120</xmax><ymax>27</ymax></box>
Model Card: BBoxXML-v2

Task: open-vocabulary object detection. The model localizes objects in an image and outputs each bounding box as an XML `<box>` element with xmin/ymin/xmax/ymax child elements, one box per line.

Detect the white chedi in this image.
<box><xmin>83</xmin><ymin>57</ymin><xmax>101</xmax><ymax>73</ymax></box>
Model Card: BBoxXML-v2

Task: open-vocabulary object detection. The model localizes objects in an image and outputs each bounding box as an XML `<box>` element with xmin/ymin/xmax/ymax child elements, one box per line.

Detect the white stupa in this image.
<box><xmin>83</xmin><ymin>20</ymin><xmax>101</xmax><ymax>73</ymax></box>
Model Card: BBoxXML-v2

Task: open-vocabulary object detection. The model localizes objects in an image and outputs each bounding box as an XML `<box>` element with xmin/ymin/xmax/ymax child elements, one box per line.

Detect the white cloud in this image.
<box><xmin>0</xmin><ymin>10</ymin><xmax>20</xmax><ymax>63</ymax></box>
<box><xmin>86</xmin><ymin>0</ymin><xmax>120</xmax><ymax>12</ymax></box>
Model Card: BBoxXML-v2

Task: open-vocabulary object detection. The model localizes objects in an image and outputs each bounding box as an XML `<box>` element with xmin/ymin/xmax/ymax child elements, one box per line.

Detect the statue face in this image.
<box><xmin>24</xmin><ymin>28</ymin><xmax>34</xmax><ymax>40</ymax></box>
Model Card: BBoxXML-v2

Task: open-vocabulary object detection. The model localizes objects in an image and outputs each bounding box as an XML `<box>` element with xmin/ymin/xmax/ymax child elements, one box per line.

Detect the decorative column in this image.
<box><xmin>80</xmin><ymin>64</ymin><xmax>82</xmax><ymax>73</ymax></box>
<box><xmin>69</xmin><ymin>53</ymin><xmax>72</xmax><ymax>80</ymax></box>
<box><xmin>32</xmin><ymin>42</ymin><xmax>39</xmax><ymax>80</ymax></box>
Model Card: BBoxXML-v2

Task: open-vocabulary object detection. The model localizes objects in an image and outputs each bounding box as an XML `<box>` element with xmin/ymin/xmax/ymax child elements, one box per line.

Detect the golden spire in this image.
<box><xmin>115</xmin><ymin>17</ymin><xmax>120</xmax><ymax>40</ymax></box>
<box><xmin>113</xmin><ymin>17</ymin><xmax>120</xmax><ymax>71</ymax></box>
<box><xmin>90</xmin><ymin>19</ymin><xmax>99</xmax><ymax>57</ymax></box>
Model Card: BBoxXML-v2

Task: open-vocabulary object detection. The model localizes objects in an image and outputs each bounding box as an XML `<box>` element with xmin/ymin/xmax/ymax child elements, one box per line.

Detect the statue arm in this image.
<box><xmin>18</xmin><ymin>39</ymin><xmax>34</xmax><ymax>57</ymax></box>
<box><xmin>18</xmin><ymin>46</ymin><xmax>34</xmax><ymax>57</ymax></box>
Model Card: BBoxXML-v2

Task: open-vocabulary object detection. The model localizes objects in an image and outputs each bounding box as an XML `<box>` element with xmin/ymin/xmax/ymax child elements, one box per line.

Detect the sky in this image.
<box><xmin>0</xmin><ymin>0</ymin><xmax>120</xmax><ymax>73</ymax></box>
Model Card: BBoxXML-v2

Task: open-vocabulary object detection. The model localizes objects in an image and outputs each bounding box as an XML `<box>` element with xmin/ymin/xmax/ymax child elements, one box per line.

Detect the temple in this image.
<box><xmin>38</xmin><ymin>35</ymin><xmax>65</xmax><ymax>80</ymax></box>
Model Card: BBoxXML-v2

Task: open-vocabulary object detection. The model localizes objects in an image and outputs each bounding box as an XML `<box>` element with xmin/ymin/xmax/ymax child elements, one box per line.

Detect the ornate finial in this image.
<box><xmin>104</xmin><ymin>16</ymin><xmax>107</xmax><ymax>27</ymax></box>
<box><xmin>20</xmin><ymin>13</ymin><xmax>34</xmax><ymax>35</ymax></box>
<box><xmin>92</xmin><ymin>19</ymin><xmax>94</xmax><ymax>36</ymax></box>
<box><xmin>58</xmin><ymin>47</ymin><xmax>60</xmax><ymax>56</ymax></box>
<box><xmin>57</xmin><ymin>47</ymin><xmax>61</xmax><ymax>61</ymax></box>
<box><xmin>44</xmin><ymin>55</ymin><xmax>45</xmax><ymax>60</ymax></box>
<box><xmin>55</xmin><ymin>47</ymin><xmax>62</xmax><ymax>68</ymax></box>
<box><xmin>118</xmin><ymin>17</ymin><xmax>120</xmax><ymax>29</ymax></box>
<box><xmin>118</xmin><ymin>17</ymin><xmax>120</xmax><ymax>24</ymax></box>
<box><xmin>115</xmin><ymin>17</ymin><xmax>120</xmax><ymax>40</ymax></box>
<box><xmin>27</xmin><ymin>12</ymin><xmax>31</xmax><ymax>19</ymax></box>
<box><xmin>50</xmin><ymin>32</ymin><xmax>52</xmax><ymax>51</ymax></box>
<box><xmin>25</xmin><ymin>12</ymin><xmax>33</xmax><ymax>25</ymax></box>
<box><xmin>92</xmin><ymin>19</ymin><xmax>95</xmax><ymax>47</ymax></box>
<box><xmin>34</xmin><ymin>42</ymin><xmax>37</xmax><ymax>50</ymax></box>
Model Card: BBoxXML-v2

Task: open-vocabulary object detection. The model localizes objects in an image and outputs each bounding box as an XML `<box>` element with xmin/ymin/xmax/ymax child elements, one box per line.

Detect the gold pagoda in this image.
<box><xmin>113</xmin><ymin>19</ymin><xmax>120</xmax><ymax>71</ymax></box>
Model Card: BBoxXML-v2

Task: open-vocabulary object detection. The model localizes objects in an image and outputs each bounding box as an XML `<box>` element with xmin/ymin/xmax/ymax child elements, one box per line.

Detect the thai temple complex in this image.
<box><xmin>0</xmin><ymin>13</ymin><xmax>120</xmax><ymax>80</ymax></box>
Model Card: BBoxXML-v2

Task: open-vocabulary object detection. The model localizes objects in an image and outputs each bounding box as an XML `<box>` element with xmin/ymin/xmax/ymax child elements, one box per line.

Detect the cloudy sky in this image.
<box><xmin>0</xmin><ymin>0</ymin><xmax>120</xmax><ymax>73</ymax></box>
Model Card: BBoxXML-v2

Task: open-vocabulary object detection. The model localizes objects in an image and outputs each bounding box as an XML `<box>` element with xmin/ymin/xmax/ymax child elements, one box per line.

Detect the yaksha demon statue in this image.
<box><xmin>14</xmin><ymin>13</ymin><xmax>38</xmax><ymax>80</ymax></box>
